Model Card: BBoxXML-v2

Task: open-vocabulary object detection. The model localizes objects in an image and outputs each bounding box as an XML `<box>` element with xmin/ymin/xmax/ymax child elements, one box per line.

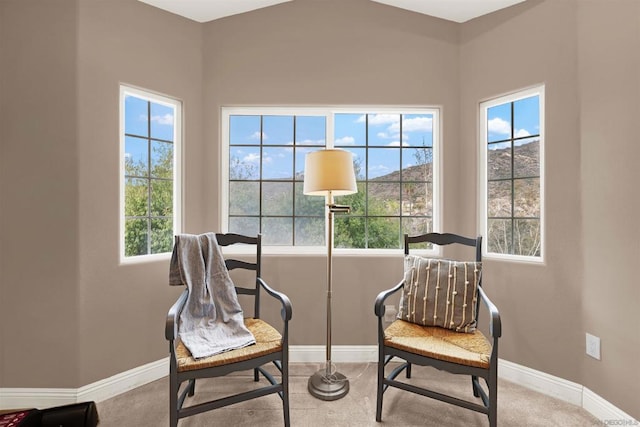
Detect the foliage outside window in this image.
<box><xmin>121</xmin><ymin>86</ymin><xmax>181</xmax><ymax>259</ymax></box>
<box><xmin>480</xmin><ymin>86</ymin><xmax>544</xmax><ymax>261</ymax></box>
<box><xmin>222</xmin><ymin>108</ymin><xmax>440</xmax><ymax>250</ymax></box>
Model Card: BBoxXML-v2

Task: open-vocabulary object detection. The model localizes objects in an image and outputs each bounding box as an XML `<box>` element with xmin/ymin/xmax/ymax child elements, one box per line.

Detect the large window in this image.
<box><xmin>120</xmin><ymin>86</ymin><xmax>181</xmax><ymax>260</ymax></box>
<box><xmin>222</xmin><ymin>108</ymin><xmax>440</xmax><ymax>251</ymax></box>
<box><xmin>479</xmin><ymin>86</ymin><xmax>544</xmax><ymax>261</ymax></box>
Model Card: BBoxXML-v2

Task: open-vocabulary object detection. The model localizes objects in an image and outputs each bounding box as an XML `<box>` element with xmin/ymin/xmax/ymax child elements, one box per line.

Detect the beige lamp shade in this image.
<box><xmin>303</xmin><ymin>149</ymin><xmax>357</xmax><ymax>196</ymax></box>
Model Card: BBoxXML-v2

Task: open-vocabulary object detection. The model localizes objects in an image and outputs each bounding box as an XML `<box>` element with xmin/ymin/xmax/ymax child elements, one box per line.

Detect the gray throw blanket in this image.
<box><xmin>169</xmin><ymin>232</ymin><xmax>255</xmax><ymax>359</ymax></box>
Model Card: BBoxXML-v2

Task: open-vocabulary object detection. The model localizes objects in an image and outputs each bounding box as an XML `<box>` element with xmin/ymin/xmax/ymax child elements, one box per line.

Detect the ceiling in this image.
<box><xmin>137</xmin><ymin>0</ymin><xmax>526</xmax><ymax>24</ymax></box>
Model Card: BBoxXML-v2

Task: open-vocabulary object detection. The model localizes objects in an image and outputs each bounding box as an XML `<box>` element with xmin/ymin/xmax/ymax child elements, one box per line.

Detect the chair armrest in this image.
<box><xmin>374</xmin><ymin>280</ymin><xmax>405</xmax><ymax>318</ymax></box>
<box><xmin>257</xmin><ymin>277</ymin><xmax>293</xmax><ymax>322</ymax></box>
<box><xmin>165</xmin><ymin>289</ymin><xmax>188</xmax><ymax>341</ymax></box>
<box><xmin>478</xmin><ymin>286</ymin><xmax>502</xmax><ymax>338</ymax></box>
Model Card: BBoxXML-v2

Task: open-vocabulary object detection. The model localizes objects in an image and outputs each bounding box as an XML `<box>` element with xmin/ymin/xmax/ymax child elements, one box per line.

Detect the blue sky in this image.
<box><xmin>487</xmin><ymin>95</ymin><xmax>540</xmax><ymax>145</ymax></box>
<box><xmin>229</xmin><ymin>112</ymin><xmax>435</xmax><ymax>180</ymax></box>
<box><xmin>124</xmin><ymin>95</ymin><xmax>175</xmax><ymax>173</ymax></box>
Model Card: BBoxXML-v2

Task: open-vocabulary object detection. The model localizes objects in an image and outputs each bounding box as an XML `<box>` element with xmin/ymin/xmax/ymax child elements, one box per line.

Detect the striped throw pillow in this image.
<box><xmin>397</xmin><ymin>255</ymin><xmax>481</xmax><ymax>333</ymax></box>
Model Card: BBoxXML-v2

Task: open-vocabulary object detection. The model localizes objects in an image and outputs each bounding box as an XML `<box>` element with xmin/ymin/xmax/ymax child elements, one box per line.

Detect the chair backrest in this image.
<box><xmin>215</xmin><ymin>233</ymin><xmax>262</xmax><ymax>319</ymax></box>
<box><xmin>404</xmin><ymin>232</ymin><xmax>482</xmax><ymax>263</ymax></box>
<box><xmin>404</xmin><ymin>232</ymin><xmax>483</xmax><ymax>323</ymax></box>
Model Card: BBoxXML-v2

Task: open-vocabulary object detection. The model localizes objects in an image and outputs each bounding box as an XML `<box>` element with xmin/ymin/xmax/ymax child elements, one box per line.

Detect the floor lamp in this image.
<box><xmin>303</xmin><ymin>149</ymin><xmax>357</xmax><ymax>401</ymax></box>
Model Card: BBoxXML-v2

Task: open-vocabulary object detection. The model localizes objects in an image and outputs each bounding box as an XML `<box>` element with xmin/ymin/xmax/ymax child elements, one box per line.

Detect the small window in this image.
<box><xmin>120</xmin><ymin>86</ymin><xmax>181</xmax><ymax>260</ymax></box>
<box><xmin>479</xmin><ymin>86</ymin><xmax>544</xmax><ymax>261</ymax></box>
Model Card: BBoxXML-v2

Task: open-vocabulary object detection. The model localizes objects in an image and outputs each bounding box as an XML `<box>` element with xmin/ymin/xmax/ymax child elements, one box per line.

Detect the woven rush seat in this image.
<box><xmin>384</xmin><ymin>319</ymin><xmax>491</xmax><ymax>369</ymax></box>
<box><xmin>176</xmin><ymin>318</ymin><xmax>282</xmax><ymax>372</ymax></box>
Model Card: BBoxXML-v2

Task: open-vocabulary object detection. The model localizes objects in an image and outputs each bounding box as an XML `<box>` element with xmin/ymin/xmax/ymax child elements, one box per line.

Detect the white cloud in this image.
<box><xmin>150</xmin><ymin>113</ymin><xmax>174</xmax><ymax>125</ymax></box>
<box><xmin>243</xmin><ymin>153</ymin><xmax>261</xmax><ymax>164</ymax></box>
<box><xmin>250</xmin><ymin>131</ymin><xmax>267</xmax><ymax>140</ymax></box>
<box><xmin>368</xmin><ymin>114</ymin><xmax>400</xmax><ymax>126</ymax></box>
<box><xmin>387</xmin><ymin>141</ymin><xmax>408</xmax><ymax>147</ymax></box>
<box><xmin>335</xmin><ymin>136</ymin><xmax>355</xmax><ymax>145</ymax></box>
<box><xmin>515</xmin><ymin>129</ymin><xmax>531</xmax><ymax>138</ymax></box>
<box><xmin>377</xmin><ymin>132</ymin><xmax>388</xmax><ymax>139</ymax></box>
<box><xmin>391</xmin><ymin>116</ymin><xmax>433</xmax><ymax>133</ymax></box>
<box><xmin>487</xmin><ymin>117</ymin><xmax>511</xmax><ymax>135</ymax></box>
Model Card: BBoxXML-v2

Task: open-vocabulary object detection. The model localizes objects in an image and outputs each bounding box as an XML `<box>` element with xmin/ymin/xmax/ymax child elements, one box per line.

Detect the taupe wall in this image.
<box><xmin>577</xmin><ymin>0</ymin><xmax>640</xmax><ymax>416</ymax></box>
<box><xmin>1</xmin><ymin>0</ymin><xmax>638</xmax><ymax>419</ymax></box>
<box><xmin>1</xmin><ymin>0</ymin><xmax>80</xmax><ymax>388</ymax></box>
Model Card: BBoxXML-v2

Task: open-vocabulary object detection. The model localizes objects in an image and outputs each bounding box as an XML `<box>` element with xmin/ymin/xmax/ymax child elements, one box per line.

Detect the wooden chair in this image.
<box><xmin>374</xmin><ymin>233</ymin><xmax>501</xmax><ymax>426</ymax></box>
<box><xmin>165</xmin><ymin>233</ymin><xmax>292</xmax><ymax>427</ymax></box>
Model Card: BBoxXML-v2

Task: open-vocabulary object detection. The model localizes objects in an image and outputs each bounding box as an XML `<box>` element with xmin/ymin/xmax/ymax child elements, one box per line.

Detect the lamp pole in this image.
<box><xmin>308</xmin><ymin>191</ymin><xmax>350</xmax><ymax>400</ymax></box>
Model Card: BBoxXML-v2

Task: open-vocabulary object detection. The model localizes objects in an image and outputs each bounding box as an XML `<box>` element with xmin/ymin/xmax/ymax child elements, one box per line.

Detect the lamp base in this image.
<box><xmin>308</xmin><ymin>369</ymin><xmax>350</xmax><ymax>401</ymax></box>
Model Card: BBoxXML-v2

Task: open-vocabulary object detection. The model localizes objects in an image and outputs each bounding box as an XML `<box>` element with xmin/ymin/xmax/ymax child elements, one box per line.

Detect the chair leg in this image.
<box><xmin>282</xmin><ymin>360</ymin><xmax>290</xmax><ymax>427</ymax></box>
<box><xmin>170</xmin><ymin>374</ymin><xmax>178</xmax><ymax>427</ymax></box>
<box><xmin>489</xmin><ymin>370</ymin><xmax>498</xmax><ymax>427</ymax></box>
<box><xmin>376</xmin><ymin>354</ymin><xmax>385</xmax><ymax>422</ymax></box>
<box><xmin>254</xmin><ymin>367</ymin><xmax>260</xmax><ymax>382</ymax></box>
<box><xmin>188</xmin><ymin>379</ymin><xmax>196</xmax><ymax>397</ymax></box>
<box><xmin>406</xmin><ymin>362</ymin><xmax>412</xmax><ymax>379</ymax></box>
<box><xmin>472</xmin><ymin>375</ymin><xmax>479</xmax><ymax>397</ymax></box>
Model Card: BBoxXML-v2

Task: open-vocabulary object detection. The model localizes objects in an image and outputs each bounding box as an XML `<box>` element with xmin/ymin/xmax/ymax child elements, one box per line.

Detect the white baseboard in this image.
<box><xmin>498</xmin><ymin>358</ymin><xmax>583</xmax><ymax>406</ymax></box>
<box><xmin>0</xmin><ymin>347</ymin><xmax>637</xmax><ymax>426</ymax></box>
<box><xmin>583</xmin><ymin>387</ymin><xmax>638</xmax><ymax>425</ymax></box>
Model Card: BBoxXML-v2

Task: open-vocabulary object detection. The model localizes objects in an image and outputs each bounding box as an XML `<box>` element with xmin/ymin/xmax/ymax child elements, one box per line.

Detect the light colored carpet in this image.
<box><xmin>96</xmin><ymin>362</ymin><xmax>601</xmax><ymax>426</ymax></box>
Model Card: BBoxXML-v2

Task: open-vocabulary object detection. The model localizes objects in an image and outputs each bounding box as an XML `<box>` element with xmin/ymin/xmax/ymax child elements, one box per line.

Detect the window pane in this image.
<box><xmin>295</xmin><ymin>218</ymin><xmax>325</xmax><ymax>246</ymax></box>
<box><xmin>335</xmin><ymin>113</ymin><xmax>365</xmax><ymax>146</ymax></box>
<box><xmin>151</xmin><ymin>218</ymin><xmax>173</xmax><ymax>254</ymax></box>
<box><xmin>124</xmin><ymin>96</ymin><xmax>148</xmax><ymax>137</ymax></box>
<box><xmin>487</xmin><ymin>219</ymin><xmax>512</xmax><ymax>254</ymax></box>
<box><xmin>367</xmin><ymin>114</ymin><xmax>401</xmax><ymax>146</ymax></box>
<box><xmin>125</xmin><ymin>178</ymin><xmax>148</xmax><ymax>216</ymax></box>
<box><xmin>262</xmin><ymin>182</ymin><xmax>293</xmax><ymax>216</ymax></box>
<box><xmin>487</xmin><ymin>180</ymin><xmax>512</xmax><ymax>217</ymax></box>
<box><xmin>369</xmin><ymin>182</ymin><xmax>400</xmax><ymax>216</ymax></box>
<box><xmin>402</xmin><ymin>182</ymin><xmax>431</xmax><ymax>216</ymax></box>
<box><xmin>487</xmin><ymin>103</ymin><xmax>511</xmax><ymax>143</ymax></box>
<box><xmin>262</xmin><ymin>217</ymin><xmax>292</xmax><ymax>245</ymax></box>
<box><xmin>335</xmin><ymin>216</ymin><xmax>365</xmax><ymax>248</ymax></box>
<box><xmin>368</xmin><ymin>148</ymin><xmax>399</xmax><ymax>179</ymax></box>
<box><xmin>514</xmin><ymin>219</ymin><xmax>541</xmax><ymax>257</ymax></box>
<box><xmin>229</xmin><ymin>182</ymin><xmax>259</xmax><ymax>215</ymax></box>
<box><xmin>295</xmin><ymin>116</ymin><xmax>325</xmax><ymax>146</ymax></box>
<box><xmin>125</xmin><ymin>136</ymin><xmax>148</xmax><ymax>177</ymax></box>
<box><xmin>125</xmin><ymin>218</ymin><xmax>148</xmax><ymax>257</ymax></box>
<box><xmin>150</xmin><ymin>102</ymin><xmax>174</xmax><ymax>141</ymax></box>
<box><xmin>487</xmin><ymin>142</ymin><xmax>511</xmax><ymax>180</ymax></box>
<box><xmin>402</xmin><ymin>114</ymin><xmax>433</xmax><ymax>147</ymax></box>
<box><xmin>367</xmin><ymin>217</ymin><xmax>401</xmax><ymax>249</ymax></box>
<box><xmin>294</xmin><ymin>182</ymin><xmax>325</xmax><ymax>216</ymax></box>
<box><xmin>151</xmin><ymin>141</ymin><xmax>173</xmax><ymax>178</ymax></box>
<box><xmin>262</xmin><ymin>147</ymin><xmax>293</xmax><ymax>180</ymax></box>
<box><xmin>229</xmin><ymin>217</ymin><xmax>260</xmax><ymax>236</ymax></box>
<box><xmin>514</xmin><ymin>95</ymin><xmax>539</xmax><ymax>138</ymax></box>
<box><xmin>514</xmin><ymin>138</ymin><xmax>540</xmax><ymax>178</ymax></box>
<box><xmin>514</xmin><ymin>178</ymin><xmax>540</xmax><ymax>217</ymax></box>
<box><xmin>402</xmin><ymin>147</ymin><xmax>433</xmax><ymax>181</ymax></box>
<box><xmin>150</xmin><ymin>179</ymin><xmax>172</xmax><ymax>216</ymax></box>
<box><xmin>230</xmin><ymin>147</ymin><xmax>260</xmax><ymax>180</ymax></box>
<box><xmin>230</xmin><ymin>115</ymin><xmax>261</xmax><ymax>145</ymax></box>
<box><xmin>263</xmin><ymin>115</ymin><xmax>293</xmax><ymax>145</ymax></box>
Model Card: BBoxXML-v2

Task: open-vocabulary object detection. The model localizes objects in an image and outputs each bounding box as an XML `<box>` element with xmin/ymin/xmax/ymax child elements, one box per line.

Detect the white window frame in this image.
<box><xmin>119</xmin><ymin>85</ymin><xmax>182</xmax><ymax>263</ymax></box>
<box><xmin>220</xmin><ymin>106</ymin><xmax>442</xmax><ymax>256</ymax></box>
<box><xmin>478</xmin><ymin>85</ymin><xmax>545</xmax><ymax>263</ymax></box>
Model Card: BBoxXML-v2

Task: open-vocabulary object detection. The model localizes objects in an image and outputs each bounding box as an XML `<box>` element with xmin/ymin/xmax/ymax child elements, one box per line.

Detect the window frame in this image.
<box><xmin>220</xmin><ymin>106</ymin><xmax>442</xmax><ymax>256</ymax></box>
<box><xmin>119</xmin><ymin>85</ymin><xmax>182</xmax><ymax>263</ymax></box>
<box><xmin>478</xmin><ymin>85</ymin><xmax>545</xmax><ymax>263</ymax></box>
